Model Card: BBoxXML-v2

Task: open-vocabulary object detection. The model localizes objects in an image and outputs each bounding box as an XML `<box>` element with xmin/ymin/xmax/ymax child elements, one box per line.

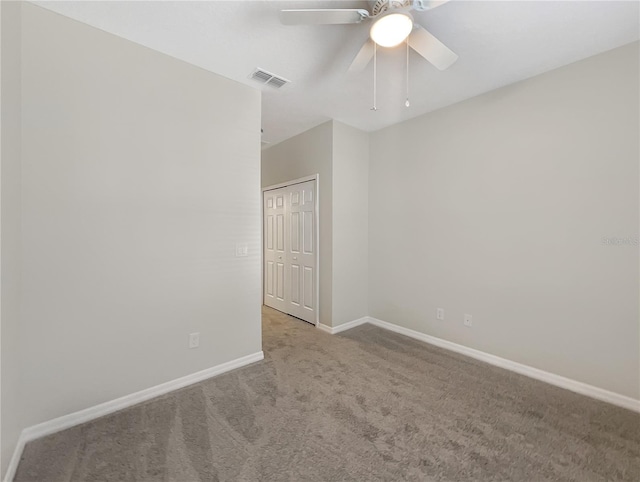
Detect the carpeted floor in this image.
<box><xmin>15</xmin><ymin>306</ymin><xmax>640</xmax><ymax>481</ymax></box>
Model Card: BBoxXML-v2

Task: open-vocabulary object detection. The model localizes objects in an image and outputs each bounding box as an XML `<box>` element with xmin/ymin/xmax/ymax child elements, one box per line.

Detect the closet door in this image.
<box><xmin>285</xmin><ymin>181</ymin><xmax>316</xmax><ymax>323</ymax></box>
<box><xmin>263</xmin><ymin>188</ymin><xmax>287</xmax><ymax>313</ymax></box>
<box><xmin>263</xmin><ymin>180</ymin><xmax>317</xmax><ymax>325</ymax></box>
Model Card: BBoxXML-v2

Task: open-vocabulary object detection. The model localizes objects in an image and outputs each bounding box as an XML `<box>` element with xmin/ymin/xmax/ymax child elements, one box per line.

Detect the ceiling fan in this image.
<box><xmin>280</xmin><ymin>0</ymin><xmax>458</xmax><ymax>72</ymax></box>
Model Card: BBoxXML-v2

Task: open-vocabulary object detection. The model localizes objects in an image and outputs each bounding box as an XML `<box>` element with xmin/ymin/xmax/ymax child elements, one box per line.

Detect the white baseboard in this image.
<box><xmin>317</xmin><ymin>323</ymin><xmax>333</xmax><ymax>334</ymax></box>
<box><xmin>3</xmin><ymin>351</ymin><xmax>264</xmax><ymax>482</ymax></box>
<box><xmin>317</xmin><ymin>316</ymin><xmax>368</xmax><ymax>335</ymax></box>
<box><xmin>3</xmin><ymin>437</ymin><xmax>26</xmax><ymax>482</ymax></box>
<box><xmin>365</xmin><ymin>317</ymin><xmax>640</xmax><ymax>413</ymax></box>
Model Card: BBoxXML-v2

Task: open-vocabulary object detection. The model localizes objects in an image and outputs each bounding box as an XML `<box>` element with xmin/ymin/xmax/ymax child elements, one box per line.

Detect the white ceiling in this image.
<box><xmin>34</xmin><ymin>1</ymin><xmax>639</xmax><ymax>146</ymax></box>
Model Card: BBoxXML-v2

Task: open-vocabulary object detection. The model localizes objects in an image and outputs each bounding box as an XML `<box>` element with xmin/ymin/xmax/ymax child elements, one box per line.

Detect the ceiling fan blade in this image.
<box><xmin>348</xmin><ymin>39</ymin><xmax>375</xmax><ymax>73</ymax></box>
<box><xmin>280</xmin><ymin>9</ymin><xmax>369</xmax><ymax>25</ymax></box>
<box><xmin>408</xmin><ymin>25</ymin><xmax>458</xmax><ymax>70</ymax></box>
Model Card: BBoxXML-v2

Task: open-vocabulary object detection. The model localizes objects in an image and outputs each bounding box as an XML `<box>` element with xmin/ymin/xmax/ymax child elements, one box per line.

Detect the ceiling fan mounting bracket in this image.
<box><xmin>372</xmin><ymin>0</ymin><xmax>412</xmax><ymax>16</ymax></box>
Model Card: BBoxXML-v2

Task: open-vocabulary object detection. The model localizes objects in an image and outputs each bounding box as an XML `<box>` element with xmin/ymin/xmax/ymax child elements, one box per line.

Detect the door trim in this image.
<box><xmin>262</xmin><ymin>174</ymin><xmax>320</xmax><ymax>326</ymax></box>
<box><xmin>262</xmin><ymin>174</ymin><xmax>318</xmax><ymax>192</ymax></box>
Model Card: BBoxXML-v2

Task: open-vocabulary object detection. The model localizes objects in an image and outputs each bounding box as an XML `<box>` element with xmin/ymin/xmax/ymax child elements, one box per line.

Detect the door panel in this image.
<box><xmin>290</xmin><ymin>212</ymin><xmax>300</xmax><ymax>253</ymax></box>
<box><xmin>303</xmin><ymin>211</ymin><xmax>313</xmax><ymax>254</ymax></box>
<box><xmin>291</xmin><ymin>264</ymin><xmax>300</xmax><ymax>305</ymax></box>
<box><xmin>266</xmin><ymin>261</ymin><xmax>274</xmax><ymax>296</ymax></box>
<box><xmin>304</xmin><ymin>188</ymin><xmax>313</xmax><ymax>204</ymax></box>
<box><xmin>266</xmin><ymin>215</ymin><xmax>273</xmax><ymax>250</ymax></box>
<box><xmin>263</xmin><ymin>180</ymin><xmax>317</xmax><ymax>324</ymax></box>
<box><xmin>276</xmin><ymin>214</ymin><xmax>284</xmax><ymax>251</ymax></box>
<box><xmin>303</xmin><ymin>266</ymin><xmax>313</xmax><ymax>310</ymax></box>
<box><xmin>276</xmin><ymin>263</ymin><xmax>285</xmax><ymax>301</ymax></box>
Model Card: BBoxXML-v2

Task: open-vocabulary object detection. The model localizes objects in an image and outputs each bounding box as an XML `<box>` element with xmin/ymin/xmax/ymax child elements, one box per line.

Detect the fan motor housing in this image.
<box><xmin>372</xmin><ymin>0</ymin><xmax>412</xmax><ymax>16</ymax></box>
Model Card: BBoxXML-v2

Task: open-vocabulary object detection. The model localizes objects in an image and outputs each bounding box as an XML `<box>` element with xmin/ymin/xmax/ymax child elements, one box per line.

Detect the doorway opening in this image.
<box><xmin>262</xmin><ymin>175</ymin><xmax>319</xmax><ymax>325</ymax></box>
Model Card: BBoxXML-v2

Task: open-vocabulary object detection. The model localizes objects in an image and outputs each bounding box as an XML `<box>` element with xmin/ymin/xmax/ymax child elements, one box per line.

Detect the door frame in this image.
<box><xmin>262</xmin><ymin>174</ymin><xmax>320</xmax><ymax>326</ymax></box>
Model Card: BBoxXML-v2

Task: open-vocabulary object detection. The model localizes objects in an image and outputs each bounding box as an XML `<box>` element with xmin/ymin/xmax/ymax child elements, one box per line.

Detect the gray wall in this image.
<box><xmin>1</xmin><ymin>1</ymin><xmax>24</xmax><ymax>473</ymax></box>
<box><xmin>261</xmin><ymin>122</ymin><xmax>334</xmax><ymax>326</ymax></box>
<box><xmin>332</xmin><ymin>121</ymin><xmax>369</xmax><ymax>326</ymax></box>
<box><xmin>368</xmin><ymin>42</ymin><xmax>639</xmax><ymax>399</ymax></box>
<box><xmin>3</xmin><ymin>3</ymin><xmax>262</xmax><ymax>473</ymax></box>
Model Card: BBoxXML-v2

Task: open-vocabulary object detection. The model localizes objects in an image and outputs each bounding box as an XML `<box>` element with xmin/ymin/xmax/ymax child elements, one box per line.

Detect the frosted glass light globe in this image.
<box><xmin>370</xmin><ymin>13</ymin><xmax>413</xmax><ymax>48</ymax></box>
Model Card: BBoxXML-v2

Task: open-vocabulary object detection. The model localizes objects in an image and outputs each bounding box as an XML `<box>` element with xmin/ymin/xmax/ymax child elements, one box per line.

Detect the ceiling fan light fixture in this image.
<box><xmin>370</xmin><ymin>12</ymin><xmax>413</xmax><ymax>48</ymax></box>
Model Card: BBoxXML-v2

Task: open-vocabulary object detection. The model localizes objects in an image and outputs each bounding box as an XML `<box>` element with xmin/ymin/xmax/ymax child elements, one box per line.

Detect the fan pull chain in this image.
<box><xmin>371</xmin><ymin>42</ymin><xmax>378</xmax><ymax>111</ymax></box>
<box><xmin>405</xmin><ymin>38</ymin><xmax>410</xmax><ymax>108</ymax></box>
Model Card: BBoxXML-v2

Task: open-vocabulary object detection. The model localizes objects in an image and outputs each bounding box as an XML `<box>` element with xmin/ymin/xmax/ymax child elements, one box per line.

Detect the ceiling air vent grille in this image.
<box><xmin>250</xmin><ymin>68</ymin><xmax>290</xmax><ymax>89</ymax></box>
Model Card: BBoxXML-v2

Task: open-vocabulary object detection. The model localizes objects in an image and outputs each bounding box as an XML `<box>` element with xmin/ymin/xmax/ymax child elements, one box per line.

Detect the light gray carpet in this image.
<box><xmin>15</xmin><ymin>307</ymin><xmax>640</xmax><ymax>481</ymax></box>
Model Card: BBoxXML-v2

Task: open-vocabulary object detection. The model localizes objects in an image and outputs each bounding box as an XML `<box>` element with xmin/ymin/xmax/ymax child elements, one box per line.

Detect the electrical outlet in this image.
<box><xmin>436</xmin><ymin>308</ymin><xmax>445</xmax><ymax>321</ymax></box>
<box><xmin>464</xmin><ymin>314</ymin><xmax>472</xmax><ymax>327</ymax></box>
<box><xmin>235</xmin><ymin>243</ymin><xmax>248</xmax><ymax>257</ymax></box>
<box><xmin>189</xmin><ymin>332</ymin><xmax>200</xmax><ymax>349</ymax></box>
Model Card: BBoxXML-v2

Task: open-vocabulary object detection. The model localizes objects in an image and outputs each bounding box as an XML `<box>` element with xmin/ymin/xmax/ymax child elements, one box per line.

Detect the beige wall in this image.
<box><xmin>368</xmin><ymin>42</ymin><xmax>639</xmax><ymax>399</ymax></box>
<box><xmin>3</xmin><ymin>4</ymin><xmax>262</xmax><ymax>473</ymax></box>
<box><xmin>332</xmin><ymin>121</ymin><xmax>369</xmax><ymax>326</ymax></box>
<box><xmin>261</xmin><ymin>122</ymin><xmax>334</xmax><ymax>326</ymax></box>
<box><xmin>1</xmin><ymin>1</ymin><xmax>24</xmax><ymax>473</ymax></box>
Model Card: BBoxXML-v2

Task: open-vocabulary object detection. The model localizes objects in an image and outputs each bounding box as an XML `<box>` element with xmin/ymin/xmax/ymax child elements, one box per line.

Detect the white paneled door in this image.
<box><xmin>263</xmin><ymin>180</ymin><xmax>317</xmax><ymax>324</ymax></box>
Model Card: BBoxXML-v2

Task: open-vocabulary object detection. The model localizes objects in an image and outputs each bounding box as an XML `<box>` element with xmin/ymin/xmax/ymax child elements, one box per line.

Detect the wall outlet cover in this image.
<box><xmin>464</xmin><ymin>314</ymin><xmax>473</xmax><ymax>327</ymax></box>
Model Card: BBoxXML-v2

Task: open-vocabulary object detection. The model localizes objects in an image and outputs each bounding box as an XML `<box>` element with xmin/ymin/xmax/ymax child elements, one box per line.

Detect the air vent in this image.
<box><xmin>250</xmin><ymin>68</ymin><xmax>290</xmax><ymax>89</ymax></box>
